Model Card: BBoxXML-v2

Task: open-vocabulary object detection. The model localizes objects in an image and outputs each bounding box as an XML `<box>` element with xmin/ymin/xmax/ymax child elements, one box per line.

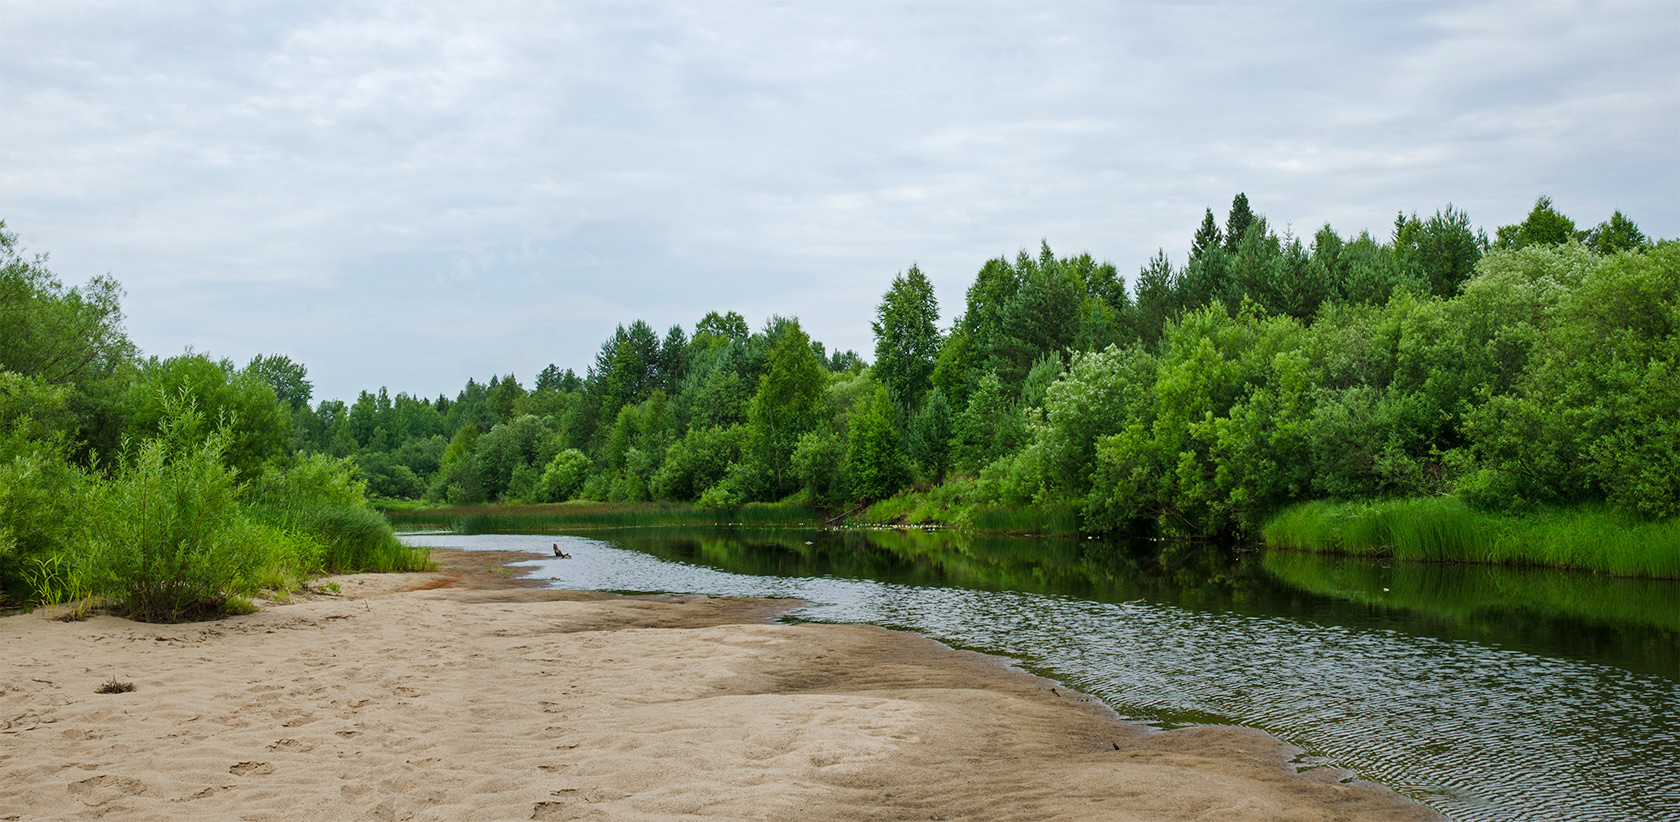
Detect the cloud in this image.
<box><xmin>2</xmin><ymin>0</ymin><xmax>1675</xmax><ymax>403</ymax></box>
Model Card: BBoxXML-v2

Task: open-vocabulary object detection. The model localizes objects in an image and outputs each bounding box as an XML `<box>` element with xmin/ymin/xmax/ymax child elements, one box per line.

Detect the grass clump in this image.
<box><xmin>96</xmin><ymin>675</ymin><xmax>135</xmax><ymax>694</ymax></box>
<box><xmin>1262</xmin><ymin>496</ymin><xmax>1680</xmax><ymax>578</ymax></box>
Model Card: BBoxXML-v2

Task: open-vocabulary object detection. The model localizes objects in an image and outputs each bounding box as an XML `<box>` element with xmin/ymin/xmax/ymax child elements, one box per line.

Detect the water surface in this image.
<box><xmin>402</xmin><ymin>528</ymin><xmax>1679</xmax><ymax>821</ymax></box>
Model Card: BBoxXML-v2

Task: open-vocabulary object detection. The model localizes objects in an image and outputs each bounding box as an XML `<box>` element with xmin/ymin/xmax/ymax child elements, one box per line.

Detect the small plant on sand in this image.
<box><xmin>24</xmin><ymin>554</ymin><xmax>95</xmax><ymax>621</ymax></box>
<box><xmin>96</xmin><ymin>675</ymin><xmax>135</xmax><ymax>694</ymax></box>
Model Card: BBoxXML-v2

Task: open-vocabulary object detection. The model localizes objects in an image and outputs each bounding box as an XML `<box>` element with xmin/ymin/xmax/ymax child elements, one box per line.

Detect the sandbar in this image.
<box><xmin>1</xmin><ymin>548</ymin><xmax>1441</xmax><ymax>821</ymax></box>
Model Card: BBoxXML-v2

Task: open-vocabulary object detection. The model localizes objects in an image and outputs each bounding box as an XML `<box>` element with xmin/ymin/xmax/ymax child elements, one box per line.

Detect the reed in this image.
<box><xmin>1261</xmin><ymin>497</ymin><xmax>1680</xmax><ymax>578</ymax></box>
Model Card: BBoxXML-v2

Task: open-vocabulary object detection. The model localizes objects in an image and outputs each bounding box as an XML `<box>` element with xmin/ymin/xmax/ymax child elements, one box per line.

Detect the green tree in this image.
<box><xmin>1585</xmin><ymin>210</ymin><xmax>1651</xmax><ymax>255</ymax></box>
<box><xmin>845</xmin><ymin>385</ymin><xmax>909</xmax><ymax>500</ymax></box>
<box><xmin>907</xmin><ymin>387</ymin><xmax>955</xmax><ymax>480</ymax></box>
<box><xmin>1134</xmin><ymin>250</ymin><xmax>1176</xmax><ymax>351</ymax></box>
<box><xmin>1496</xmin><ymin>195</ymin><xmax>1580</xmax><ymax>250</ymax></box>
<box><xmin>1223</xmin><ymin>193</ymin><xmax>1256</xmax><ymax>255</ymax></box>
<box><xmin>246</xmin><ymin>354</ymin><xmax>313</xmax><ymax>412</ymax></box>
<box><xmin>871</xmin><ymin>264</ymin><xmax>943</xmax><ymax>409</ymax></box>
<box><xmin>126</xmin><ymin>353</ymin><xmax>291</xmax><ymax>480</ymax></box>
<box><xmin>1190</xmin><ymin>209</ymin><xmax>1222</xmax><ymax>260</ymax></box>
<box><xmin>746</xmin><ymin>321</ymin><xmax>828</xmax><ymax>497</ymax></box>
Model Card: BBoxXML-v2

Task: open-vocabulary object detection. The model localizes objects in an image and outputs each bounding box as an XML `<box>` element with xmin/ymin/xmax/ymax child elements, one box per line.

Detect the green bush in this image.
<box><xmin>244</xmin><ymin>452</ymin><xmax>427</xmax><ymax>573</ymax></box>
<box><xmin>79</xmin><ymin>426</ymin><xmax>264</xmax><ymax>622</ymax></box>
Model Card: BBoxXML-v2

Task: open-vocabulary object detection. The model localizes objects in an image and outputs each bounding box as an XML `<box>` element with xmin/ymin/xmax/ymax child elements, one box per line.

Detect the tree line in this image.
<box><xmin>289</xmin><ymin>195</ymin><xmax>1672</xmax><ymax>537</ymax></box>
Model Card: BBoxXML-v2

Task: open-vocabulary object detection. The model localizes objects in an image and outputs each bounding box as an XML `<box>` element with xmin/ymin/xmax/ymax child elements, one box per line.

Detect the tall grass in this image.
<box><xmin>244</xmin><ymin>453</ymin><xmax>432</xmax><ymax>573</ymax></box>
<box><xmin>1262</xmin><ymin>497</ymin><xmax>1680</xmax><ymax>578</ymax></box>
<box><xmin>386</xmin><ymin>500</ymin><xmax>822</xmax><ymax>534</ymax></box>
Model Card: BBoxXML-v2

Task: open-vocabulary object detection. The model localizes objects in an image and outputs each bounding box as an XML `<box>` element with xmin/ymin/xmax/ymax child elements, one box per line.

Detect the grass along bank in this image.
<box><xmin>849</xmin><ymin>478</ymin><xmax>1084</xmax><ymax>536</ymax></box>
<box><xmin>1261</xmin><ymin>496</ymin><xmax>1680</xmax><ymax>578</ymax></box>
<box><xmin>383</xmin><ymin>500</ymin><xmax>823</xmax><ymax>534</ymax></box>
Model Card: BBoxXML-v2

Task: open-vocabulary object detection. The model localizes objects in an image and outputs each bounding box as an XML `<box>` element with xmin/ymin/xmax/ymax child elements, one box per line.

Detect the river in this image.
<box><xmin>400</xmin><ymin>527</ymin><xmax>1679</xmax><ymax>821</ymax></box>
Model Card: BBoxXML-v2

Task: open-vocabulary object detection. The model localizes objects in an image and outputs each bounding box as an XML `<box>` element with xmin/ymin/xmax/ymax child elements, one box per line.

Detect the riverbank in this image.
<box><xmin>1262</xmin><ymin>497</ymin><xmax>1680</xmax><ymax>578</ymax></box>
<box><xmin>1</xmin><ymin>548</ymin><xmax>1437</xmax><ymax>821</ymax></box>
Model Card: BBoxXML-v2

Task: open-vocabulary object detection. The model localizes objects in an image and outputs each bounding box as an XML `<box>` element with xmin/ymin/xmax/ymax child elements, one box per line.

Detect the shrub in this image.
<box><xmin>80</xmin><ymin>426</ymin><xmax>263</xmax><ymax>622</ymax></box>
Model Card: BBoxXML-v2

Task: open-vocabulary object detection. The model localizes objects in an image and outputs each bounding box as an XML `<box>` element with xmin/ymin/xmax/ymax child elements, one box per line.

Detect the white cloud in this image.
<box><xmin>2</xmin><ymin>0</ymin><xmax>1675</xmax><ymax>402</ymax></box>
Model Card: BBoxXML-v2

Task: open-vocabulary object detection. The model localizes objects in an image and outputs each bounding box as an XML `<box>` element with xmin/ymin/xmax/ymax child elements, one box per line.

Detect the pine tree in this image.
<box><xmin>1190</xmin><ymin>208</ymin><xmax>1222</xmax><ymax>260</ymax></box>
<box><xmin>1224</xmin><ymin>193</ymin><xmax>1255</xmax><ymax>254</ymax></box>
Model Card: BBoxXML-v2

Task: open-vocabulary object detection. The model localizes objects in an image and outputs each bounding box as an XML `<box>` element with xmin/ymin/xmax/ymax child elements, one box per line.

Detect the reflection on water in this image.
<box><xmin>403</xmin><ymin>528</ymin><xmax>1680</xmax><ymax>822</ymax></box>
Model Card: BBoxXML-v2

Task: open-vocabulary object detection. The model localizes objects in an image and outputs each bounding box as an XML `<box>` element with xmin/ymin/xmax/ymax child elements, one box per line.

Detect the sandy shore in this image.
<box><xmin>2</xmin><ymin>549</ymin><xmax>1440</xmax><ymax>821</ymax></box>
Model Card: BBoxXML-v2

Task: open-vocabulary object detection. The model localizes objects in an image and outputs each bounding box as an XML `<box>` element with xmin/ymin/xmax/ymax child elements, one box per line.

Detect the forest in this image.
<box><xmin>308</xmin><ymin>197</ymin><xmax>1673</xmax><ymax>551</ymax></box>
<box><xmin>2</xmin><ymin>193</ymin><xmax>1675</xmax><ymax>617</ymax></box>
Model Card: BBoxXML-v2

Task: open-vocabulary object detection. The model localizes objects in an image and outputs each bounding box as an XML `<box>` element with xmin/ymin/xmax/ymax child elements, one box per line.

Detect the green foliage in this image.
<box><xmin>906</xmin><ymin>388</ymin><xmax>954</xmax><ymax>481</ymax></box>
<box><xmin>1263</xmin><ymin>497</ymin><xmax>1680</xmax><ymax>578</ymax></box>
<box><xmin>538</xmin><ymin>448</ymin><xmax>594</xmax><ymax>502</ymax></box>
<box><xmin>127</xmin><ymin>353</ymin><xmax>292</xmax><ymax>480</ymax></box>
<box><xmin>77</xmin><ymin>408</ymin><xmax>265</xmax><ymax>621</ymax></box>
<box><xmin>845</xmin><ymin>385</ymin><xmax>909</xmax><ymax>500</ymax></box>
<box><xmin>0</xmin><ymin>224</ymin><xmax>134</xmax><ymax>388</ymax></box>
<box><xmin>746</xmin><ymin>320</ymin><xmax>829</xmax><ymax>498</ymax></box>
<box><xmin>246</xmin><ymin>354</ymin><xmax>313</xmax><ymax>411</ymax></box>
<box><xmin>243</xmin><ymin>452</ymin><xmax>427</xmax><ymax>573</ymax></box>
<box><xmin>1585</xmin><ymin>210</ymin><xmax>1651</xmax><ymax>255</ymax></box>
<box><xmin>790</xmin><ymin>429</ymin><xmax>845</xmax><ymax>503</ymax></box>
<box><xmin>1495</xmin><ymin>195</ymin><xmax>1580</xmax><ymax>250</ymax></box>
<box><xmin>871</xmin><ymin>264</ymin><xmax>943</xmax><ymax>407</ymax></box>
<box><xmin>1459</xmin><ymin>243</ymin><xmax>1680</xmax><ymax>517</ymax></box>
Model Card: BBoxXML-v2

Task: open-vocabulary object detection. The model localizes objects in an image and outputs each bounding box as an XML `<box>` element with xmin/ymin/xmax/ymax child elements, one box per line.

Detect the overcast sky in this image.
<box><xmin>3</xmin><ymin>1</ymin><xmax>1677</xmax><ymax>404</ymax></box>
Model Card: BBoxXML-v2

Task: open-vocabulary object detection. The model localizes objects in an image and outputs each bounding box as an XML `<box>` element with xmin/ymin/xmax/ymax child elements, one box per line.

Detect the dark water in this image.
<box><xmin>401</xmin><ymin>528</ymin><xmax>1680</xmax><ymax>821</ymax></box>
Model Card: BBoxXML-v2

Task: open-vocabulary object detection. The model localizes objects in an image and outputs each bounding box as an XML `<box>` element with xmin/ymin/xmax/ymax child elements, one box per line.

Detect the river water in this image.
<box><xmin>400</xmin><ymin>528</ymin><xmax>1679</xmax><ymax>821</ymax></box>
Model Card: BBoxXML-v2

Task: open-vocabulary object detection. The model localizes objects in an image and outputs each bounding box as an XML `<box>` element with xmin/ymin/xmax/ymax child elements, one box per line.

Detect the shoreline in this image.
<box><xmin>1</xmin><ymin>548</ymin><xmax>1440</xmax><ymax>821</ymax></box>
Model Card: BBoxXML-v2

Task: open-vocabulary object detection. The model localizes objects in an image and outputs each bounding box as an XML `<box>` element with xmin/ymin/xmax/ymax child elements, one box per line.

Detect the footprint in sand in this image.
<box><xmin>228</xmin><ymin>761</ymin><xmax>273</xmax><ymax>776</ymax></box>
<box><xmin>67</xmin><ymin>774</ymin><xmax>145</xmax><ymax>804</ymax></box>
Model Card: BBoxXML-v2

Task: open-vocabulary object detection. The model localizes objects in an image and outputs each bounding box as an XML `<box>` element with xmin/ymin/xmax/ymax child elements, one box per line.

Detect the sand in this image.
<box><xmin>1</xmin><ymin>548</ymin><xmax>1441</xmax><ymax>821</ymax></box>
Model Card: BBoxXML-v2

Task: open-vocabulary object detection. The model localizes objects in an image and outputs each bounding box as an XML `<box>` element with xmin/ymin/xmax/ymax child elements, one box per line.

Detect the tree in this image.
<box><xmin>246</xmin><ymin>354</ymin><xmax>312</xmax><ymax>412</ymax></box>
<box><xmin>1585</xmin><ymin>210</ymin><xmax>1651</xmax><ymax>255</ymax></box>
<box><xmin>1496</xmin><ymin>195</ymin><xmax>1579</xmax><ymax>250</ymax></box>
<box><xmin>746</xmin><ymin>320</ymin><xmax>828</xmax><ymax>497</ymax></box>
<box><xmin>1190</xmin><ymin>209</ymin><xmax>1222</xmax><ymax>260</ymax></box>
<box><xmin>907</xmin><ymin>387</ymin><xmax>954</xmax><ymax>480</ymax></box>
<box><xmin>844</xmin><ymin>384</ymin><xmax>909</xmax><ymax>499</ymax></box>
<box><xmin>0</xmin><ymin>223</ymin><xmax>133</xmax><ymax>387</ymax></box>
<box><xmin>871</xmin><ymin>264</ymin><xmax>943</xmax><ymax>409</ymax></box>
<box><xmin>1224</xmin><ymin>193</ymin><xmax>1256</xmax><ymax>255</ymax></box>
<box><xmin>1394</xmin><ymin>205</ymin><xmax>1484</xmax><ymax>297</ymax></box>
<box><xmin>1134</xmin><ymin>250</ymin><xmax>1175</xmax><ymax>351</ymax></box>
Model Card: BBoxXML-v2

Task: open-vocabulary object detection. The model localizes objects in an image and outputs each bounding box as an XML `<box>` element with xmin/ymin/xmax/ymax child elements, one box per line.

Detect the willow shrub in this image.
<box><xmin>80</xmin><ymin>429</ymin><xmax>266</xmax><ymax>621</ymax></box>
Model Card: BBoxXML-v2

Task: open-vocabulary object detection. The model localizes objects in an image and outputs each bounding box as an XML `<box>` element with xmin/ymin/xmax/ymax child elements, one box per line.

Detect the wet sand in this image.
<box><xmin>0</xmin><ymin>548</ymin><xmax>1440</xmax><ymax>821</ymax></box>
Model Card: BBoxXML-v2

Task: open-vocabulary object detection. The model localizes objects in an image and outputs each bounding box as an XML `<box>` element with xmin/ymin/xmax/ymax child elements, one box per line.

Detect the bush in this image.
<box><xmin>244</xmin><ymin>452</ymin><xmax>426</xmax><ymax>573</ymax></box>
<box><xmin>538</xmin><ymin>448</ymin><xmax>593</xmax><ymax>501</ymax></box>
<box><xmin>79</xmin><ymin>426</ymin><xmax>263</xmax><ymax>622</ymax></box>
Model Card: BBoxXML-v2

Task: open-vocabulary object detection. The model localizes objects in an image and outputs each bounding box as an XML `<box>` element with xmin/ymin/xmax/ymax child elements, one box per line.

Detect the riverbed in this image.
<box><xmin>401</xmin><ymin>528</ymin><xmax>1680</xmax><ymax>821</ymax></box>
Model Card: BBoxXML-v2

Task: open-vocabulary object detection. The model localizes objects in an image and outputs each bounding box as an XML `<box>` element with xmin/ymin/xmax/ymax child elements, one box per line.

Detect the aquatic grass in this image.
<box><xmin>1262</xmin><ymin>497</ymin><xmax>1680</xmax><ymax>578</ymax></box>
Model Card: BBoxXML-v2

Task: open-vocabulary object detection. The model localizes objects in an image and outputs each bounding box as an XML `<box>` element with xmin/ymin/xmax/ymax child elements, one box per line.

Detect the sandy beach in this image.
<box><xmin>2</xmin><ymin>548</ymin><xmax>1440</xmax><ymax>821</ymax></box>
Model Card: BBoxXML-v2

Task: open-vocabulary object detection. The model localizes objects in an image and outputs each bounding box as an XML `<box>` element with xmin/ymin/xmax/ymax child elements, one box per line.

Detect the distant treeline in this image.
<box><xmin>291</xmin><ymin>195</ymin><xmax>1674</xmax><ymax>544</ymax></box>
